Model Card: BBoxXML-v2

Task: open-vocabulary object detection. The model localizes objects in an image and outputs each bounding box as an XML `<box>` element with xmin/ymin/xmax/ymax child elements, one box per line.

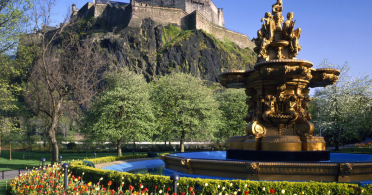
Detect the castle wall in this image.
<box><xmin>94</xmin><ymin>4</ymin><xmax>108</xmax><ymax>18</ymax></box>
<box><xmin>135</xmin><ymin>0</ymin><xmax>185</xmax><ymax>10</ymax></box>
<box><xmin>135</xmin><ymin>0</ymin><xmax>223</xmax><ymax>27</ymax></box>
<box><xmin>191</xmin><ymin>11</ymin><xmax>254</xmax><ymax>49</ymax></box>
<box><xmin>77</xmin><ymin>2</ymin><xmax>95</xmax><ymax>18</ymax></box>
<box><xmin>185</xmin><ymin>0</ymin><xmax>220</xmax><ymax>26</ymax></box>
<box><xmin>128</xmin><ymin>3</ymin><xmax>189</xmax><ymax>29</ymax></box>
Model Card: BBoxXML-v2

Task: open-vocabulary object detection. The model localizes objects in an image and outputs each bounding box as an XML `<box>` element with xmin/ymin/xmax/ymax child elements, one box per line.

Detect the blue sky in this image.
<box><xmin>51</xmin><ymin>0</ymin><xmax>372</xmax><ymax>78</ymax></box>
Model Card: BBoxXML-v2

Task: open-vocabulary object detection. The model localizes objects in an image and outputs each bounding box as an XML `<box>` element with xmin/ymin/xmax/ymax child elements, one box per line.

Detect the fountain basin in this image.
<box><xmin>160</xmin><ymin>152</ymin><xmax>372</xmax><ymax>183</ymax></box>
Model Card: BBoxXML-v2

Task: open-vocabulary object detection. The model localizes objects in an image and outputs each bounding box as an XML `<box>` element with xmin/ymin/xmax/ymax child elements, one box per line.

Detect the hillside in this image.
<box><xmin>84</xmin><ymin>18</ymin><xmax>256</xmax><ymax>82</ymax></box>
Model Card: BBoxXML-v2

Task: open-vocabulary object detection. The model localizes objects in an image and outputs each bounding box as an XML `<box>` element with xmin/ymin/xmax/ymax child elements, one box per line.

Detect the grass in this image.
<box><xmin>0</xmin><ymin>179</ymin><xmax>10</xmax><ymax>195</ymax></box>
<box><xmin>0</xmin><ymin>150</ymin><xmax>147</xmax><ymax>171</ymax></box>
<box><xmin>338</xmin><ymin>147</ymin><xmax>372</xmax><ymax>154</ymax></box>
<box><xmin>162</xmin><ymin>24</ymin><xmax>181</xmax><ymax>44</ymax></box>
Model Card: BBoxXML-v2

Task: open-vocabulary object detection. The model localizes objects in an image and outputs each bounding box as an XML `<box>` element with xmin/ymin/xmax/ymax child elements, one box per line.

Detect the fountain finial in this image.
<box><xmin>254</xmin><ymin>0</ymin><xmax>302</xmax><ymax>62</ymax></box>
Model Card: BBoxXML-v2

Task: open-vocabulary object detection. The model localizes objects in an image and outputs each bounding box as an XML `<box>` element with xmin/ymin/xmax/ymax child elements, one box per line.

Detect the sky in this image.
<box><xmin>50</xmin><ymin>0</ymin><xmax>372</xmax><ymax>78</ymax></box>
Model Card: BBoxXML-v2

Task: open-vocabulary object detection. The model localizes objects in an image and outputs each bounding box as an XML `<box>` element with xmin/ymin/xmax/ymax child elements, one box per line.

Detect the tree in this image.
<box><xmin>0</xmin><ymin>0</ymin><xmax>32</xmax><ymax>155</ymax></box>
<box><xmin>82</xmin><ymin>68</ymin><xmax>155</xmax><ymax>156</ymax></box>
<box><xmin>215</xmin><ymin>88</ymin><xmax>247</xmax><ymax>142</ymax></box>
<box><xmin>312</xmin><ymin>60</ymin><xmax>372</xmax><ymax>151</ymax></box>
<box><xmin>24</xmin><ymin>41</ymin><xmax>109</xmax><ymax>163</ymax></box>
<box><xmin>152</xmin><ymin>73</ymin><xmax>221</xmax><ymax>152</ymax></box>
<box><xmin>0</xmin><ymin>0</ymin><xmax>32</xmax><ymax>54</ymax></box>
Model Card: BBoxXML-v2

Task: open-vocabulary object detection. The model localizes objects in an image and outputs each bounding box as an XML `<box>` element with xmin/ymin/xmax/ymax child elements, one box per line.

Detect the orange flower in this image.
<box><xmin>108</xmin><ymin>181</ymin><xmax>113</xmax><ymax>186</ymax></box>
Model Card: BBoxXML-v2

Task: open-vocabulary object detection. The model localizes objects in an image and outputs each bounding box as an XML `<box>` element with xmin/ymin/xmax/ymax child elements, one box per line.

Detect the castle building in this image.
<box><xmin>73</xmin><ymin>0</ymin><xmax>254</xmax><ymax>49</ymax></box>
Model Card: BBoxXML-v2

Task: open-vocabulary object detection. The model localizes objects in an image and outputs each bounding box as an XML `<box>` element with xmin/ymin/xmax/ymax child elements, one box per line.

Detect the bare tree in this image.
<box><xmin>25</xmin><ymin>38</ymin><xmax>109</xmax><ymax>163</ymax></box>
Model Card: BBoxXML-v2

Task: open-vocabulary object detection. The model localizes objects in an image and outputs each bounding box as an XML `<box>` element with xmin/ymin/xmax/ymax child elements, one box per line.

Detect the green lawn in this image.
<box><xmin>0</xmin><ymin>150</ymin><xmax>147</xmax><ymax>171</ymax></box>
<box><xmin>0</xmin><ymin>179</ymin><xmax>11</xmax><ymax>195</ymax></box>
<box><xmin>338</xmin><ymin>147</ymin><xmax>372</xmax><ymax>154</ymax></box>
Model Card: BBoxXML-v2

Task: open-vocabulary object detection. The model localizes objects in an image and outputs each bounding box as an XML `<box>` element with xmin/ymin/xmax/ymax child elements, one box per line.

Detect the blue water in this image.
<box><xmin>102</xmin><ymin>152</ymin><xmax>372</xmax><ymax>186</ymax></box>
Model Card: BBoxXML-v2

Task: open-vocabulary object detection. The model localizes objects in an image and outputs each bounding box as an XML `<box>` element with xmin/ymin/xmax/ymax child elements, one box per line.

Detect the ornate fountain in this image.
<box><xmin>162</xmin><ymin>1</ymin><xmax>372</xmax><ymax>182</ymax></box>
<box><xmin>219</xmin><ymin>0</ymin><xmax>339</xmax><ymax>161</ymax></box>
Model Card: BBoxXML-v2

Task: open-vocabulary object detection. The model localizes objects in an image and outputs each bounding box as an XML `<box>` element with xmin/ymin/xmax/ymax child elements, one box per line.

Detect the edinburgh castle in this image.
<box><xmin>72</xmin><ymin>0</ymin><xmax>254</xmax><ymax>49</ymax></box>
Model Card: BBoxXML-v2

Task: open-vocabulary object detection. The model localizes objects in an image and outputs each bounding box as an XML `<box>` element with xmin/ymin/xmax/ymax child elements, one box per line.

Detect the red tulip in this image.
<box><xmin>270</xmin><ymin>189</ymin><xmax>275</xmax><ymax>194</ymax></box>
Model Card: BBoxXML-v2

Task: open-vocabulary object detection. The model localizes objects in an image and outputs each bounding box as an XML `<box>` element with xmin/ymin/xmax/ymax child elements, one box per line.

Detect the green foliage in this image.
<box><xmin>162</xmin><ymin>24</ymin><xmax>181</xmax><ymax>44</ymax></box>
<box><xmin>161</xmin><ymin>30</ymin><xmax>193</xmax><ymax>52</ymax></box>
<box><xmin>69</xmin><ymin>163</ymin><xmax>362</xmax><ymax>195</ymax></box>
<box><xmin>203</xmin><ymin>30</ymin><xmax>256</xmax><ymax>69</ymax></box>
<box><xmin>312</xmin><ymin>60</ymin><xmax>372</xmax><ymax>149</ymax></box>
<box><xmin>151</xmin><ymin>73</ymin><xmax>222</xmax><ymax>151</ymax></box>
<box><xmin>0</xmin><ymin>0</ymin><xmax>32</xmax><ymax>54</ymax></box>
<box><xmin>215</xmin><ymin>88</ymin><xmax>247</xmax><ymax>142</ymax></box>
<box><xmin>82</xmin><ymin>68</ymin><xmax>156</xmax><ymax>151</ymax></box>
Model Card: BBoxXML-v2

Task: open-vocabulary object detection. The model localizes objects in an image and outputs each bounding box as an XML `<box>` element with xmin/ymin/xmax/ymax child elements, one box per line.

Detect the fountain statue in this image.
<box><xmin>161</xmin><ymin>1</ymin><xmax>372</xmax><ymax>183</ymax></box>
<box><xmin>219</xmin><ymin>0</ymin><xmax>340</xmax><ymax>161</ymax></box>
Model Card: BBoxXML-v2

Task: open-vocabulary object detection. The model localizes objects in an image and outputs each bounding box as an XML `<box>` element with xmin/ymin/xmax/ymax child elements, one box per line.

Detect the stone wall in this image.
<box><xmin>77</xmin><ymin>2</ymin><xmax>95</xmax><ymax>18</ymax></box>
<box><xmin>128</xmin><ymin>3</ymin><xmax>189</xmax><ymax>29</ymax></box>
<box><xmin>94</xmin><ymin>4</ymin><xmax>108</xmax><ymax>18</ymax></box>
<box><xmin>185</xmin><ymin>0</ymin><xmax>221</xmax><ymax>26</ymax></box>
<box><xmin>135</xmin><ymin>0</ymin><xmax>185</xmax><ymax>10</ymax></box>
<box><xmin>191</xmin><ymin>11</ymin><xmax>254</xmax><ymax>49</ymax></box>
<box><xmin>135</xmin><ymin>0</ymin><xmax>223</xmax><ymax>27</ymax></box>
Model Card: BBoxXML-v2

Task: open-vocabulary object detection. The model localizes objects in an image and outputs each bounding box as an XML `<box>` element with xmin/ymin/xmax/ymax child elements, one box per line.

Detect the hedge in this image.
<box><xmin>70</xmin><ymin>161</ymin><xmax>365</xmax><ymax>194</ymax></box>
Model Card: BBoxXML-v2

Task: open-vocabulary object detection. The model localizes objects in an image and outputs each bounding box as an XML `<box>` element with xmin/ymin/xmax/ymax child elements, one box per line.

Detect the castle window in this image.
<box><xmin>191</xmin><ymin>0</ymin><xmax>204</xmax><ymax>6</ymax></box>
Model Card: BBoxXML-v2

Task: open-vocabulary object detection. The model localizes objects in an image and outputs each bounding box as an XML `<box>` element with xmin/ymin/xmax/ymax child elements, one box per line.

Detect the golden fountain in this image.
<box><xmin>162</xmin><ymin>0</ymin><xmax>372</xmax><ymax>182</ymax></box>
<box><xmin>219</xmin><ymin>0</ymin><xmax>339</xmax><ymax>161</ymax></box>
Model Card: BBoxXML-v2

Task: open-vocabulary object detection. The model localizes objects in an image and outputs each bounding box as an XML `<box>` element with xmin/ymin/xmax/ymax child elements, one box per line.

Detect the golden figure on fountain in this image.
<box><xmin>219</xmin><ymin>0</ymin><xmax>341</xmax><ymax>161</ymax></box>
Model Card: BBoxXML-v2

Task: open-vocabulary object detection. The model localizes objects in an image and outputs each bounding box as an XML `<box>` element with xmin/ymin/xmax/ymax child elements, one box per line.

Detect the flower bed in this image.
<box><xmin>354</xmin><ymin>142</ymin><xmax>372</xmax><ymax>148</ymax></box>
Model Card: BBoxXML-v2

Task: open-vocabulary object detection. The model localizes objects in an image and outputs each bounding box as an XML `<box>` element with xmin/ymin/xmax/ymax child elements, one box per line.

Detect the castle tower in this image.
<box><xmin>71</xmin><ymin>4</ymin><xmax>79</xmax><ymax>16</ymax></box>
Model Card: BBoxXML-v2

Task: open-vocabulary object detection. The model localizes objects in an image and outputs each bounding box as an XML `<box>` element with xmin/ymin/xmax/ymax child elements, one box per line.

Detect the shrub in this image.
<box><xmin>69</xmin><ymin>164</ymin><xmax>364</xmax><ymax>195</ymax></box>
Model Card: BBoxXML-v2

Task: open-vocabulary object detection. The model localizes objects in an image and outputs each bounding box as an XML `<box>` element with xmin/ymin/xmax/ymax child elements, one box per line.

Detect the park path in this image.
<box><xmin>0</xmin><ymin>169</ymin><xmax>31</xmax><ymax>181</ymax></box>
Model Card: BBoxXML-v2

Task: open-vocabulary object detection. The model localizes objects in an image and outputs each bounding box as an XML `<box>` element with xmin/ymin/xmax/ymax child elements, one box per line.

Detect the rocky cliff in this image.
<box><xmin>83</xmin><ymin>18</ymin><xmax>257</xmax><ymax>82</ymax></box>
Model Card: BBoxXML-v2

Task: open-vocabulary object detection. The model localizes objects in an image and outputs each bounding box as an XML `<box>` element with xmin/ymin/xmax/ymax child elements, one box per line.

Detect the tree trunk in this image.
<box><xmin>334</xmin><ymin>131</ymin><xmax>340</xmax><ymax>151</ymax></box>
<box><xmin>9</xmin><ymin>140</ymin><xmax>11</xmax><ymax>161</ymax></box>
<box><xmin>43</xmin><ymin>129</ymin><xmax>46</xmax><ymax>148</ymax></box>
<box><xmin>48</xmin><ymin>101</ymin><xmax>62</xmax><ymax>164</ymax></box>
<box><xmin>180</xmin><ymin>130</ymin><xmax>185</xmax><ymax>153</ymax></box>
<box><xmin>117</xmin><ymin>138</ymin><xmax>122</xmax><ymax>157</ymax></box>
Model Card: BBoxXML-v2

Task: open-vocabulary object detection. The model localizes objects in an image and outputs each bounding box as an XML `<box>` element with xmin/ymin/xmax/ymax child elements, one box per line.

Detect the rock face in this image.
<box><xmin>89</xmin><ymin>18</ymin><xmax>256</xmax><ymax>82</ymax></box>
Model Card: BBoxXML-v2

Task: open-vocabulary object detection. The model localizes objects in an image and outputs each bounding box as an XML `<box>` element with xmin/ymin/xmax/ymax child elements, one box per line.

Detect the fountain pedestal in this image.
<box><xmin>218</xmin><ymin>1</ymin><xmax>341</xmax><ymax>162</ymax></box>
